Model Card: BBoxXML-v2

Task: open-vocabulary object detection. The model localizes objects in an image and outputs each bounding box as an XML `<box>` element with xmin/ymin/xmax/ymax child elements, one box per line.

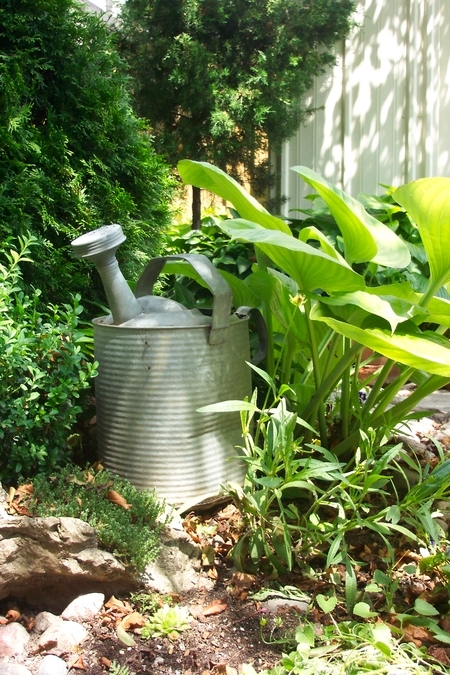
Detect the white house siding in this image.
<box><xmin>280</xmin><ymin>0</ymin><xmax>450</xmax><ymax>215</ymax></box>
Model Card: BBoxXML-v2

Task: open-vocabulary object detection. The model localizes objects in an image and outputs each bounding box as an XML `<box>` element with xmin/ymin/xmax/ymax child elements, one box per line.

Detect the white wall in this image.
<box><xmin>280</xmin><ymin>0</ymin><xmax>450</xmax><ymax>215</ymax></box>
<box><xmin>84</xmin><ymin>0</ymin><xmax>122</xmax><ymax>16</ymax></box>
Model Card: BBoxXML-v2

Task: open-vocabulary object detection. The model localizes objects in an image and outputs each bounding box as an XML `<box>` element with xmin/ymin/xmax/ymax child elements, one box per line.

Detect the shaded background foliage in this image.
<box><xmin>0</xmin><ymin>0</ymin><xmax>175</xmax><ymax>308</ymax></box>
<box><xmin>117</xmin><ymin>0</ymin><xmax>355</xmax><ymax>210</ymax></box>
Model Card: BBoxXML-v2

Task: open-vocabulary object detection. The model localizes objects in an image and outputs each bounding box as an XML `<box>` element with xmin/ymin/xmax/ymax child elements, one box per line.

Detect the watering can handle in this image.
<box><xmin>134</xmin><ymin>254</ymin><xmax>232</xmax><ymax>345</ymax></box>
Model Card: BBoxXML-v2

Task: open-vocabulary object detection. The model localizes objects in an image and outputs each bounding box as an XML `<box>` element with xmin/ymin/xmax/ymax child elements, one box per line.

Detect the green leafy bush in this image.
<box><xmin>161</xmin><ymin>214</ymin><xmax>254</xmax><ymax>308</ymax></box>
<box><xmin>29</xmin><ymin>464</ymin><xmax>167</xmax><ymax>573</ymax></box>
<box><xmin>0</xmin><ymin>234</ymin><xmax>97</xmax><ymax>484</ymax></box>
<box><xmin>0</xmin><ymin>0</ymin><xmax>175</xmax><ymax>308</ymax></box>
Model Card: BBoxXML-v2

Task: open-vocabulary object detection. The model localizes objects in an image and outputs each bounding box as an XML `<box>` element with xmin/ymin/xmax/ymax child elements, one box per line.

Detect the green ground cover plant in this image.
<box><xmin>29</xmin><ymin>463</ymin><xmax>167</xmax><ymax>574</ymax></box>
<box><xmin>0</xmin><ymin>234</ymin><xmax>97</xmax><ymax>483</ymax></box>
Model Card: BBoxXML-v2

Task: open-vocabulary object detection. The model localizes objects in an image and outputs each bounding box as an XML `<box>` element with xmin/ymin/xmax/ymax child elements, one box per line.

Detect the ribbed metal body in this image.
<box><xmin>93</xmin><ymin>316</ymin><xmax>250</xmax><ymax>504</ymax></box>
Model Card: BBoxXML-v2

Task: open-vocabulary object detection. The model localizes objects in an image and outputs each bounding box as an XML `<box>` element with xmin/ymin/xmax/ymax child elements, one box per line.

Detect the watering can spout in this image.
<box><xmin>71</xmin><ymin>224</ymin><xmax>143</xmax><ymax>325</ymax></box>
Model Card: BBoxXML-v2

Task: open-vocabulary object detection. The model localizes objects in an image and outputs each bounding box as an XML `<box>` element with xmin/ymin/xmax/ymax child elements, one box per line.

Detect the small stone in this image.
<box><xmin>33</xmin><ymin>611</ymin><xmax>63</xmax><ymax>634</ymax></box>
<box><xmin>0</xmin><ymin>622</ymin><xmax>30</xmax><ymax>657</ymax></box>
<box><xmin>61</xmin><ymin>592</ymin><xmax>105</xmax><ymax>621</ymax></box>
<box><xmin>262</xmin><ymin>597</ymin><xmax>310</xmax><ymax>613</ymax></box>
<box><xmin>434</xmin><ymin>518</ymin><xmax>448</xmax><ymax>533</ymax></box>
<box><xmin>39</xmin><ymin>620</ymin><xmax>87</xmax><ymax>652</ymax></box>
<box><xmin>39</xmin><ymin>654</ymin><xmax>68</xmax><ymax>675</ymax></box>
<box><xmin>0</xmin><ymin>665</ymin><xmax>32</xmax><ymax>674</ymax></box>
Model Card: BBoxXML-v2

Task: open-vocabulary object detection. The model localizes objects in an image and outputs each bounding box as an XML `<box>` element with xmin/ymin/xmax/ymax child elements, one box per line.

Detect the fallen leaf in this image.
<box><xmin>106</xmin><ymin>490</ymin><xmax>133</xmax><ymax>510</ymax></box>
<box><xmin>210</xmin><ymin>665</ymin><xmax>238</xmax><ymax>675</ymax></box>
<box><xmin>229</xmin><ymin>572</ymin><xmax>255</xmax><ymax>597</ymax></box>
<box><xmin>119</xmin><ymin>611</ymin><xmax>146</xmax><ymax>630</ymax></box>
<box><xmin>202</xmin><ymin>598</ymin><xmax>228</xmax><ymax>617</ymax></box>
<box><xmin>66</xmin><ymin>474</ymin><xmax>87</xmax><ymax>486</ymax></box>
<box><xmin>230</xmin><ymin>572</ymin><xmax>255</xmax><ymax>591</ymax></box>
<box><xmin>116</xmin><ymin>624</ymin><xmax>136</xmax><ymax>647</ymax></box>
<box><xmin>428</xmin><ymin>645</ymin><xmax>450</xmax><ymax>666</ymax></box>
<box><xmin>5</xmin><ymin>609</ymin><xmax>21</xmax><ymax>623</ymax></box>
<box><xmin>9</xmin><ymin>502</ymin><xmax>33</xmax><ymax>517</ymax></box>
<box><xmin>39</xmin><ymin>639</ymin><xmax>58</xmax><ymax>651</ymax></box>
<box><xmin>105</xmin><ymin>596</ymin><xmax>131</xmax><ymax>611</ymax></box>
<box><xmin>100</xmin><ymin>656</ymin><xmax>111</xmax><ymax>668</ymax></box>
<box><xmin>67</xmin><ymin>655</ymin><xmax>86</xmax><ymax>670</ymax></box>
<box><xmin>22</xmin><ymin>615</ymin><xmax>35</xmax><ymax>631</ymax></box>
<box><xmin>188</xmin><ymin>604</ymin><xmax>205</xmax><ymax>619</ymax></box>
<box><xmin>402</xmin><ymin>623</ymin><xmax>434</xmax><ymax>647</ymax></box>
<box><xmin>16</xmin><ymin>483</ymin><xmax>34</xmax><ymax>497</ymax></box>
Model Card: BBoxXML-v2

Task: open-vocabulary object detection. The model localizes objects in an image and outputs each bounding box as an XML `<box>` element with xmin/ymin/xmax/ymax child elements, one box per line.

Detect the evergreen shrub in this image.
<box><xmin>0</xmin><ymin>0</ymin><xmax>175</xmax><ymax>307</ymax></box>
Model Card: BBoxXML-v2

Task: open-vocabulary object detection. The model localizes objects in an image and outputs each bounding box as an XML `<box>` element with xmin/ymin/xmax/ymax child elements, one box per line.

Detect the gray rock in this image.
<box><xmin>61</xmin><ymin>592</ymin><xmax>104</xmax><ymax>621</ymax></box>
<box><xmin>39</xmin><ymin>654</ymin><xmax>68</xmax><ymax>675</ymax></box>
<box><xmin>0</xmin><ymin>483</ymin><xmax>13</xmax><ymax>521</ymax></box>
<box><xmin>0</xmin><ymin>622</ymin><xmax>30</xmax><ymax>657</ymax></box>
<box><xmin>142</xmin><ymin>524</ymin><xmax>203</xmax><ymax>594</ymax></box>
<box><xmin>262</xmin><ymin>597</ymin><xmax>310</xmax><ymax>614</ymax></box>
<box><xmin>0</xmin><ymin>665</ymin><xmax>32</xmax><ymax>675</ymax></box>
<box><xmin>0</xmin><ymin>516</ymin><xmax>137</xmax><ymax>612</ymax></box>
<box><xmin>38</xmin><ymin>620</ymin><xmax>87</xmax><ymax>652</ymax></box>
<box><xmin>33</xmin><ymin>612</ymin><xmax>63</xmax><ymax>634</ymax></box>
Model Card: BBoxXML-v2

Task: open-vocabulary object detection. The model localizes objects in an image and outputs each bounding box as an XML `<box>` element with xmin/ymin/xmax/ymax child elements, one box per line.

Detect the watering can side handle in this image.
<box><xmin>235</xmin><ymin>306</ymin><xmax>268</xmax><ymax>366</ymax></box>
<box><xmin>134</xmin><ymin>254</ymin><xmax>232</xmax><ymax>345</ymax></box>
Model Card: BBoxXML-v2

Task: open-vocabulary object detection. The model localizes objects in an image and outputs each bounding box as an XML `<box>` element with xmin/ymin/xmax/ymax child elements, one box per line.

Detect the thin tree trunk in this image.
<box><xmin>192</xmin><ymin>186</ymin><xmax>201</xmax><ymax>230</ymax></box>
<box><xmin>274</xmin><ymin>150</ymin><xmax>282</xmax><ymax>215</ymax></box>
<box><xmin>268</xmin><ymin>137</ymin><xmax>282</xmax><ymax>215</ymax></box>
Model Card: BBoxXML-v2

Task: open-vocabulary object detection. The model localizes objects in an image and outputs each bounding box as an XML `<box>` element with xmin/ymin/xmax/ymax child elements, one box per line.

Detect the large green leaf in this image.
<box><xmin>178</xmin><ymin>160</ymin><xmax>292</xmax><ymax>234</ymax></box>
<box><xmin>318</xmin><ymin>290</ymin><xmax>427</xmax><ymax>333</ymax></box>
<box><xmin>219</xmin><ymin>270</ymin><xmax>260</xmax><ymax>308</ymax></box>
<box><xmin>292</xmin><ymin>166</ymin><xmax>411</xmax><ymax>268</ymax></box>
<box><xmin>246</xmin><ymin>270</ymin><xmax>311</xmax><ymax>347</ymax></box>
<box><xmin>311</xmin><ymin>304</ymin><xmax>450</xmax><ymax>377</ymax></box>
<box><xmin>218</xmin><ymin>219</ymin><xmax>364</xmax><ymax>293</ymax></box>
<box><xmin>394</xmin><ymin>178</ymin><xmax>450</xmax><ymax>297</ymax></box>
<box><xmin>368</xmin><ymin>282</ymin><xmax>450</xmax><ymax>328</ymax></box>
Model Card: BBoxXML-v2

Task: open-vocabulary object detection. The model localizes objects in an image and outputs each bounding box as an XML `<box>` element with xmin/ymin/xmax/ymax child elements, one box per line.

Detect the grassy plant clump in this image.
<box><xmin>29</xmin><ymin>464</ymin><xmax>168</xmax><ymax>574</ymax></box>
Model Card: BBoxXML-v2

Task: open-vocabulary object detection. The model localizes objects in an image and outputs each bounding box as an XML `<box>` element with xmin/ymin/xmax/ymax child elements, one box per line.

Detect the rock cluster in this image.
<box><xmin>0</xmin><ymin>592</ymin><xmax>104</xmax><ymax>674</ymax></box>
<box><xmin>0</xmin><ymin>504</ymin><xmax>136</xmax><ymax>612</ymax></box>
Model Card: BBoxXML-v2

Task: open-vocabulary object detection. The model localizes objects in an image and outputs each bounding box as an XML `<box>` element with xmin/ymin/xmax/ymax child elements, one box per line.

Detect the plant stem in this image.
<box><xmin>340</xmin><ymin>337</ymin><xmax>351</xmax><ymax>440</ymax></box>
<box><xmin>300</xmin><ymin>343</ymin><xmax>363</xmax><ymax>427</ymax></box>
<box><xmin>255</xmin><ymin>248</ymin><xmax>275</xmax><ymax>377</ymax></box>
<box><xmin>372</xmin><ymin>374</ymin><xmax>450</xmax><ymax>428</ymax></box>
<box><xmin>304</xmin><ymin>299</ymin><xmax>328</xmax><ymax>445</ymax></box>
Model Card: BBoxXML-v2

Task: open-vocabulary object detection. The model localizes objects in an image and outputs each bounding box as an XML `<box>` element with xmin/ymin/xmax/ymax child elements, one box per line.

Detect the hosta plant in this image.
<box><xmin>177</xmin><ymin>160</ymin><xmax>450</xmax><ymax>459</ymax></box>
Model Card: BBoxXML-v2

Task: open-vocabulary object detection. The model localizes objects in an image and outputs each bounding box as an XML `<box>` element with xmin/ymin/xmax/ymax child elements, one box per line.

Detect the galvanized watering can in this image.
<box><xmin>71</xmin><ymin>224</ymin><xmax>266</xmax><ymax>505</ymax></box>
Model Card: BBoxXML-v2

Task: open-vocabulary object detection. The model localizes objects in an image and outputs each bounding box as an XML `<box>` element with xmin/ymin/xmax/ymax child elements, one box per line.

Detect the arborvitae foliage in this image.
<box><xmin>117</xmin><ymin>0</ymin><xmax>355</xmax><ymax>202</ymax></box>
<box><xmin>0</xmin><ymin>0</ymin><xmax>175</xmax><ymax>307</ymax></box>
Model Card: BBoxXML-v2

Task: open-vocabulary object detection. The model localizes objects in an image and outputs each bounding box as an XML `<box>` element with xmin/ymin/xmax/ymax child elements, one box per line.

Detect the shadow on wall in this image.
<box><xmin>281</xmin><ymin>0</ymin><xmax>450</xmax><ymax>213</ymax></box>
